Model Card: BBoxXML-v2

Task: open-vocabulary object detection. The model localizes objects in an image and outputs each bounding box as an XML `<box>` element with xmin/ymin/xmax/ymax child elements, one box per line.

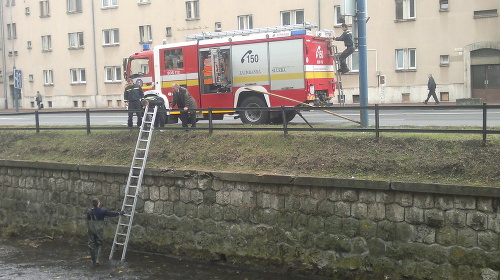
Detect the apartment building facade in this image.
<box><xmin>0</xmin><ymin>0</ymin><xmax>498</xmax><ymax>109</ymax></box>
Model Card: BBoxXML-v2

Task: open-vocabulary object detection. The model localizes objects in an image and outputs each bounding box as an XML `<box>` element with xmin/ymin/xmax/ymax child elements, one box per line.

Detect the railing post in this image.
<box><xmin>482</xmin><ymin>103</ymin><xmax>487</xmax><ymax>146</ymax></box>
<box><xmin>375</xmin><ymin>104</ymin><xmax>380</xmax><ymax>141</ymax></box>
<box><xmin>86</xmin><ymin>109</ymin><xmax>91</xmax><ymax>134</ymax></box>
<box><xmin>208</xmin><ymin>107</ymin><xmax>213</xmax><ymax>136</ymax></box>
<box><xmin>35</xmin><ymin>110</ymin><xmax>40</xmax><ymax>134</ymax></box>
<box><xmin>281</xmin><ymin>106</ymin><xmax>288</xmax><ymax>136</ymax></box>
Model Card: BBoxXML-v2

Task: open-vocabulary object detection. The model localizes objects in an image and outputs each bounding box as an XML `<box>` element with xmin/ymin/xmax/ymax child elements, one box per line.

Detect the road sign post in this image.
<box><xmin>13</xmin><ymin>68</ymin><xmax>22</xmax><ymax>112</ymax></box>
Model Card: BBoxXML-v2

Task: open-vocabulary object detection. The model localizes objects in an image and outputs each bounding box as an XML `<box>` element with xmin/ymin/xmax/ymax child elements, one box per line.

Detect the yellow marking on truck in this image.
<box><xmin>305</xmin><ymin>71</ymin><xmax>335</xmax><ymax>79</ymax></box>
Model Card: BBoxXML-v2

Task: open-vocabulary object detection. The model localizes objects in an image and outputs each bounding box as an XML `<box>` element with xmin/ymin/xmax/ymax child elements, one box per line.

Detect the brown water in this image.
<box><xmin>0</xmin><ymin>237</ymin><xmax>332</xmax><ymax>280</ymax></box>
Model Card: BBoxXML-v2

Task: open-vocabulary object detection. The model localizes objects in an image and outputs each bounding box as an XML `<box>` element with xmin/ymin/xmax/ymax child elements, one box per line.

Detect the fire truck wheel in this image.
<box><xmin>239</xmin><ymin>96</ymin><xmax>269</xmax><ymax>124</ymax></box>
<box><xmin>270</xmin><ymin>111</ymin><xmax>297</xmax><ymax>124</ymax></box>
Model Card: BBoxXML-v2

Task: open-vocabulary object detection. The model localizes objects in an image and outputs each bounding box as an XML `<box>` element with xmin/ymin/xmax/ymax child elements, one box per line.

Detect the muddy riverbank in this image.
<box><xmin>0</xmin><ymin>237</ymin><xmax>332</xmax><ymax>280</ymax></box>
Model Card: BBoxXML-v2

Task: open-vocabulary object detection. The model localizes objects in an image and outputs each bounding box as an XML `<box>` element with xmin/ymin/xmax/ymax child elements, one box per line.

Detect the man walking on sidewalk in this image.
<box><xmin>424</xmin><ymin>74</ymin><xmax>439</xmax><ymax>105</ymax></box>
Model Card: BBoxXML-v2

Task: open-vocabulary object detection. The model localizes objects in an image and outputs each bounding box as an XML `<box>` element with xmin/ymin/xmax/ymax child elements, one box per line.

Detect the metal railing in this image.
<box><xmin>1</xmin><ymin>104</ymin><xmax>500</xmax><ymax>146</ymax></box>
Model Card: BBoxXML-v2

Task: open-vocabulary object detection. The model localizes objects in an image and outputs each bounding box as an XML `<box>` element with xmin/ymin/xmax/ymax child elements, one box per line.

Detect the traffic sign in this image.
<box><xmin>14</xmin><ymin>68</ymin><xmax>22</xmax><ymax>89</ymax></box>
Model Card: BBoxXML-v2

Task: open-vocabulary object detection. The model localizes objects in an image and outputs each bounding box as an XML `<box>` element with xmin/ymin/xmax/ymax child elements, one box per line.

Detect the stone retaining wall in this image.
<box><xmin>1</xmin><ymin>160</ymin><xmax>500</xmax><ymax>280</ymax></box>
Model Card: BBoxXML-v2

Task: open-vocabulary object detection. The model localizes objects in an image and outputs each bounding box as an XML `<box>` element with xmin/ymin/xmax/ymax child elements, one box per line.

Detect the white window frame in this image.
<box><xmin>395</xmin><ymin>48</ymin><xmax>417</xmax><ymax>70</ymax></box>
<box><xmin>69</xmin><ymin>32</ymin><xmax>84</xmax><ymax>49</ymax></box>
<box><xmin>102</xmin><ymin>0</ymin><xmax>117</xmax><ymax>8</ymax></box>
<box><xmin>43</xmin><ymin>70</ymin><xmax>54</xmax><ymax>85</ymax></box>
<box><xmin>70</xmin><ymin>68</ymin><xmax>86</xmax><ymax>84</ymax></box>
<box><xmin>334</xmin><ymin>5</ymin><xmax>353</xmax><ymax>26</ymax></box>
<box><xmin>104</xmin><ymin>66</ymin><xmax>121</xmax><ymax>83</ymax></box>
<box><xmin>237</xmin><ymin>15</ymin><xmax>253</xmax><ymax>30</ymax></box>
<box><xmin>395</xmin><ymin>0</ymin><xmax>416</xmax><ymax>20</ymax></box>
<box><xmin>348</xmin><ymin>51</ymin><xmax>359</xmax><ymax>72</ymax></box>
<box><xmin>102</xmin><ymin>28</ymin><xmax>119</xmax><ymax>46</ymax></box>
<box><xmin>139</xmin><ymin>25</ymin><xmax>152</xmax><ymax>44</ymax></box>
<box><xmin>42</xmin><ymin>35</ymin><xmax>52</xmax><ymax>51</ymax></box>
<box><xmin>40</xmin><ymin>0</ymin><xmax>50</xmax><ymax>17</ymax></box>
<box><xmin>137</xmin><ymin>0</ymin><xmax>150</xmax><ymax>4</ymax></box>
<box><xmin>7</xmin><ymin>23</ymin><xmax>16</xmax><ymax>39</ymax></box>
<box><xmin>166</xmin><ymin>27</ymin><xmax>172</xmax><ymax>37</ymax></box>
<box><xmin>280</xmin><ymin>9</ymin><xmax>304</xmax><ymax>25</ymax></box>
<box><xmin>439</xmin><ymin>0</ymin><xmax>449</xmax><ymax>11</ymax></box>
<box><xmin>185</xmin><ymin>1</ymin><xmax>199</xmax><ymax>19</ymax></box>
<box><xmin>440</xmin><ymin>55</ymin><xmax>449</xmax><ymax>66</ymax></box>
<box><xmin>67</xmin><ymin>0</ymin><xmax>82</xmax><ymax>13</ymax></box>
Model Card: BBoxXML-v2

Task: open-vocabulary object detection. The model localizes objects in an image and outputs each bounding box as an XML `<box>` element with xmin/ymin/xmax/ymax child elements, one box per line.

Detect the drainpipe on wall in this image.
<box><xmin>91</xmin><ymin>0</ymin><xmax>99</xmax><ymax>108</ymax></box>
<box><xmin>317</xmin><ymin>0</ymin><xmax>321</xmax><ymax>29</ymax></box>
<box><xmin>0</xmin><ymin>0</ymin><xmax>8</xmax><ymax>109</ymax></box>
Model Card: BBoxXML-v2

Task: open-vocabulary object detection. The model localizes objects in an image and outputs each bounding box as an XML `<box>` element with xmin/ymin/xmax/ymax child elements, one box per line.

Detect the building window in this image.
<box><xmin>137</xmin><ymin>0</ymin><xmax>150</xmax><ymax>4</ymax></box>
<box><xmin>473</xmin><ymin>9</ymin><xmax>498</xmax><ymax>19</ymax></box>
<box><xmin>25</xmin><ymin>7</ymin><xmax>30</xmax><ymax>15</ymax></box>
<box><xmin>395</xmin><ymin>48</ymin><xmax>417</xmax><ymax>70</ymax></box>
<box><xmin>440</xmin><ymin>55</ymin><xmax>449</xmax><ymax>66</ymax></box>
<box><xmin>102</xmin><ymin>0</ymin><xmax>117</xmax><ymax>8</ymax></box>
<box><xmin>185</xmin><ymin>1</ymin><xmax>199</xmax><ymax>20</ymax></box>
<box><xmin>439</xmin><ymin>0</ymin><xmax>449</xmax><ymax>11</ymax></box>
<box><xmin>102</xmin><ymin>29</ymin><xmax>119</xmax><ymax>46</ymax></box>
<box><xmin>166</xmin><ymin>27</ymin><xmax>172</xmax><ymax>37</ymax></box>
<box><xmin>67</xmin><ymin>0</ymin><xmax>82</xmax><ymax>13</ymax></box>
<box><xmin>238</xmin><ymin>15</ymin><xmax>253</xmax><ymax>30</ymax></box>
<box><xmin>70</xmin><ymin>68</ymin><xmax>86</xmax><ymax>84</ymax></box>
<box><xmin>281</xmin><ymin>9</ymin><xmax>304</xmax><ymax>25</ymax></box>
<box><xmin>139</xmin><ymin>25</ymin><xmax>152</xmax><ymax>44</ymax></box>
<box><xmin>29</xmin><ymin>74</ymin><xmax>34</xmax><ymax>82</ymax></box>
<box><xmin>6</xmin><ymin>0</ymin><xmax>15</xmax><ymax>7</ymax></box>
<box><xmin>8</xmin><ymin>51</ymin><xmax>18</xmax><ymax>57</ymax></box>
<box><xmin>69</xmin><ymin>32</ymin><xmax>84</xmax><ymax>49</ymax></box>
<box><xmin>40</xmin><ymin>0</ymin><xmax>50</xmax><ymax>17</ymax></box>
<box><xmin>7</xmin><ymin>23</ymin><xmax>16</xmax><ymax>39</ymax></box>
<box><xmin>27</xmin><ymin>41</ymin><xmax>32</xmax><ymax>49</ymax></box>
<box><xmin>42</xmin><ymin>35</ymin><xmax>52</xmax><ymax>51</ymax></box>
<box><xmin>214</xmin><ymin>22</ymin><xmax>222</xmax><ymax>32</ymax></box>
<box><xmin>43</xmin><ymin>70</ymin><xmax>53</xmax><ymax>85</ymax></box>
<box><xmin>104</xmin><ymin>66</ymin><xmax>121</xmax><ymax>83</ymax></box>
<box><xmin>334</xmin><ymin>5</ymin><xmax>352</xmax><ymax>26</ymax></box>
<box><xmin>395</xmin><ymin>0</ymin><xmax>416</xmax><ymax>20</ymax></box>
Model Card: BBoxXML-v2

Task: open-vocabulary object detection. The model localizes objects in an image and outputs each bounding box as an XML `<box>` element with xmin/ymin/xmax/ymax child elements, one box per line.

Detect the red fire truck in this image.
<box><xmin>123</xmin><ymin>23</ymin><xmax>337</xmax><ymax>124</ymax></box>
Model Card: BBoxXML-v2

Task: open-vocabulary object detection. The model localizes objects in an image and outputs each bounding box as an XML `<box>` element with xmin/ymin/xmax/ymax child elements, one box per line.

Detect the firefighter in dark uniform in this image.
<box><xmin>333</xmin><ymin>23</ymin><xmax>355</xmax><ymax>74</ymax></box>
<box><xmin>124</xmin><ymin>78</ymin><xmax>144</xmax><ymax>127</ymax></box>
<box><xmin>141</xmin><ymin>93</ymin><xmax>167</xmax><ymax>127</ymax></box>
<box><xmin>86</xmin><ymin>199</ymin><xmax>123</xmax><ymax>265</ymax></box>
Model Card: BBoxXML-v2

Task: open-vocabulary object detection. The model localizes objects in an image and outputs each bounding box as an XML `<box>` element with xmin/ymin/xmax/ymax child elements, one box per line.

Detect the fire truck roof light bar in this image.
<box><xmin>186</xmin><ymin>22</ymin><xmax>319</xmax><ymax>40</ymax></box>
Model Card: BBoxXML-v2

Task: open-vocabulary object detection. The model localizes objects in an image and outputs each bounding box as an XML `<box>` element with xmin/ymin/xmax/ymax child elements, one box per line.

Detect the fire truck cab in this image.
<box><xmin>123</xmin><ymin>23</ymin><xmax>336</xmax><ymax>124</ymax></box>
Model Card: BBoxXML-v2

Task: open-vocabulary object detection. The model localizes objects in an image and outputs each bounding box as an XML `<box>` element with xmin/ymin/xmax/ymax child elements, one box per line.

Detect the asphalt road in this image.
<box><xmin>1</xmin><ymin>107</ymin><xmax>500</xmax><ymax>127</ymax></box>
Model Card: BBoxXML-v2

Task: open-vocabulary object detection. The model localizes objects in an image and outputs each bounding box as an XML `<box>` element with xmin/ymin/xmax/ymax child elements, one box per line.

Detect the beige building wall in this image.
<box><xmin>0</xmin><ymin>0</ymin><xmax>499</xmax><ymax>109</ymax></box>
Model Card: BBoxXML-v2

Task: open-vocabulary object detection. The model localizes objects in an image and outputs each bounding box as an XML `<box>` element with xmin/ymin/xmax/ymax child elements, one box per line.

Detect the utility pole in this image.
<box><xmin>356</xmin><ymin>0</ymin><xmax>369</xmax><ymax>127</ymax></box>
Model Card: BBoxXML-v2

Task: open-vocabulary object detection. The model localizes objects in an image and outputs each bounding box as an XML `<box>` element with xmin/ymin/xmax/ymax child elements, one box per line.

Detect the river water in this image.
<box><xmin>0</xmin><ymin>237</ymin><xmax>332</xmax><ymax>280</ymax></box>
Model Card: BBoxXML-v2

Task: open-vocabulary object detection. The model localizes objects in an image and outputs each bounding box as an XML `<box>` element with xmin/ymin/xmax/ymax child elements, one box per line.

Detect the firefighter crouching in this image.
<box><xmin>141</xmin><ymin>93</ymin><xmax>167</xmax><ymax>128</ymax></box>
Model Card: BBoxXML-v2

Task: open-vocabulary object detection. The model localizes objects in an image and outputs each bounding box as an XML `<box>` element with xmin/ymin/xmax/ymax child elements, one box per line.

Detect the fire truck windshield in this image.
<box><xmin>128</xmin><ymin>57</ymin><xmax>150</xmax><ymax>79</ymax></box>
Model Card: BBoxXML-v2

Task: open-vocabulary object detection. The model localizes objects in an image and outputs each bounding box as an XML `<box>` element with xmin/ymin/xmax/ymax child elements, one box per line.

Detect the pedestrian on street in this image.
<box><xmin>333</xmin><ymin>23</ymin><xmax>355</xmax><ymax>74</ymax></box>
<box><xmin>35</xmin><ymin>91</ymin><xmax>43</xmax><ymax>110</ymax></box>
<box><xmin>424</xmin><ymin>74</ymin><xmax>440</xmax><ymax>105</ymax></box>
<box><xmin>86</xmin><ymin>199</ymin><xmax>124</xmax><ymax>265</ymax></box>
<box><xmin>170</xmin><ymin>83</ymin><xmax>197</xmax><ymax>128</ymax></box>
<box><xmin>124</xmin><ymin>78</ymin><xmax>144</xmax><ymax>127</ymax></box>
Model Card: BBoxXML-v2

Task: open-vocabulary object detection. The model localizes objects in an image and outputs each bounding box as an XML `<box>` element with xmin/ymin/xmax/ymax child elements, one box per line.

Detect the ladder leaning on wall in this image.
<box><xmin>109</xmin><ymin>105</ymin><xmax>158</xmax><ymax>261</ymax></box>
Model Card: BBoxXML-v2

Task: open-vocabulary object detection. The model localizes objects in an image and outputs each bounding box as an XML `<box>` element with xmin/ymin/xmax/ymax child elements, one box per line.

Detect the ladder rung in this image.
<box><xmin>125</xmin><ymin>204</ymin><xmax>133</xmax><ymax>207</ymax></box>
<box><xmin>126</xmin><ymin>194</ymin><xmax>135</xmax><ymax>198</ymax></box>
<box><xmin>118</xmin><ymin>233</ymin><xmax>127</xmax><ymax>236</ymax></box>
<box><xmin>115</xmin><ymin>242</ymin><xmax>124</xmax><ymax>246</ymax></box>
<box><xmin>119</xmin><ymin>223</ymin><xmax>129</xmax><ymax>226</ymax></box>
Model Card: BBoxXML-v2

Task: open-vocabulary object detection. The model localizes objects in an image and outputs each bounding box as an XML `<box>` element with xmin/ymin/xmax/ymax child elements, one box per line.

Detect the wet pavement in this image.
<box><xmin>0</xmin><ymin>237</ymin><xmax>332</xmax><ymax>280</ymax></box>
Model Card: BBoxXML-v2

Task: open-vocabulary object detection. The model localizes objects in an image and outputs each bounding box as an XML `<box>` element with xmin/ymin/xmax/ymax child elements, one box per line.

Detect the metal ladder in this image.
<box><xmin>109</xmin><ymin>105</ymin><xmax>158</xmax><ymax>261</ymax></box>
<box><xmin>330</xmin><ymin>44</ymin><xmax>346</xmax><ymax>107</ymax></box>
